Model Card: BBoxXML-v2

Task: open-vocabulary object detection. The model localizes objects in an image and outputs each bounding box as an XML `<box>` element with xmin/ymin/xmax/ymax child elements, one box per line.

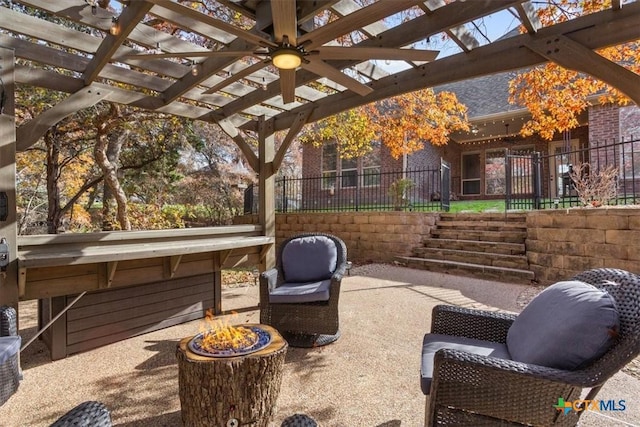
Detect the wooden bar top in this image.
<box><xmin>18</xmin><ymin>225</ymin><xmax>273</xmax><ymax>268</ymax></box>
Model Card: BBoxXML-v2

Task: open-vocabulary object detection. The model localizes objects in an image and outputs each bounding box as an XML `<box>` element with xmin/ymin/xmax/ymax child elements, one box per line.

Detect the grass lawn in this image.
<box><xmin>447</xmin><ymin>199</ymin><xmax>506</xmax><ymax>213</ymax></box>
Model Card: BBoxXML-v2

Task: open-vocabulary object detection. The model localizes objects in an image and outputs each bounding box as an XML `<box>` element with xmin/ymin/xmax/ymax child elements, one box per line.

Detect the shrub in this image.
<box><xmin>569</xmin><ymin>162</ymin><xmax>618</xmax><ymax>207</ymax></box>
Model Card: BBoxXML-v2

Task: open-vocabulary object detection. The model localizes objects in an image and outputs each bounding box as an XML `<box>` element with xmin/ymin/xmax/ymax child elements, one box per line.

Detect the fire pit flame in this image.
<box><xmin>189</xmin><ymin>310</ymin><xmax>271</xmax><ymax>358</ymax></box>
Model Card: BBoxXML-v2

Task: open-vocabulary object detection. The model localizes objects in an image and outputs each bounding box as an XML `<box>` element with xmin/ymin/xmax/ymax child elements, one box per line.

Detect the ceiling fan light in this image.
<box><xmin>272</xmin><ymin>47</ymin><xmax>302</xmax><ymax>70</ymax></box>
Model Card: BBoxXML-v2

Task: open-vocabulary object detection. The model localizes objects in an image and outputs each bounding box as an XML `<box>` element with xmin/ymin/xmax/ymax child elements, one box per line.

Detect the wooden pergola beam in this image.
<box><xmin>273</xmin><ymin>109</ymin><xmax>312</xmax><ymax>173</ymax></box>
<box><xmin>16</xmin><ymin>86</ymin><xmax>112</xmax><ymax>151</ymax></box>
<box><xmin>217</xmin><ymin>119</ymin><xmax>260</xmax><ymax>173</ymax></box>
<box><xmin>525</xmin><ymin>35</ymin><xmax>640</xmax><ymax>106</ymax></box>
<box><xmin>83</xmin><ymin>1</ymin><xmax>153</xmax><ymax>85</ymax></box>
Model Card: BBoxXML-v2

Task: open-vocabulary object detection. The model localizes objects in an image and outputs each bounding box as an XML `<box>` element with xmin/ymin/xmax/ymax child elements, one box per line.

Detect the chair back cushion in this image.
<box><xmin>282</xmin><ymin>235</ymin><xmax>338</xmax><ymax>282</ymax></box>
<box><xmin>507</xmin><ymin>280</ymin><xmax>619</xmax><ymax>370</ymax></box>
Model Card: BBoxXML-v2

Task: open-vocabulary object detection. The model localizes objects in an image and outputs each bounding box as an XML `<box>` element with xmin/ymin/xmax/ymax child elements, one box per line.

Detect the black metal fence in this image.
<box><xmin>245</xmin><ymin>165</ymin><xmax>449</xmax><ymax>213</ymax></box>
<box><xmin>506</xmin><ymin>137</ymin><xmax>640</xmax><ymax>210</ymax></box>
<box><xmin>245</xmin><ymin>138</ymin><xmax>640</xmax><ymax>214</ymax></box>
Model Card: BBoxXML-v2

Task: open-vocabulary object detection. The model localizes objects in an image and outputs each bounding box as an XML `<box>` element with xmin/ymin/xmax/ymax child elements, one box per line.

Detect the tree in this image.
<box><xmin>173</xmin><ymin>122</ymin><xmax>254</xmax><ymax>225</ymax></box>
<box><xmin>509</xmin><ymin>0</ymin><xmax>640</xmax><ymax>140</ymax></box>
<box><xmin>369</xmin><ymin>89</ymin><xmax>469</xmax><ymax>158</ymax></box>
<box><xmin>300</xmin><ymin>88</ymin><xmax>469</xmax><ymax>159</ymax></box>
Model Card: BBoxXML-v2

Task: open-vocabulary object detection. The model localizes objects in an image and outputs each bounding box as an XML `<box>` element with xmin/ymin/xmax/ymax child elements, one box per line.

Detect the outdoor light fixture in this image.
<box><xmin>191</xmin><ymin>62</ymin><xmax>200</xmax><ymax>76</ymax></box>
<box><xmin>110</xmin><ymin>17</ymin><xmax>120</xmax><ymax>36</ymax></box>
<box><xmin>272</xmin><ymin>47</ymin><xmax>302</xmax><ymax>70</ymax></box>
<box><xmin>262</xmin><ymin>77</ymin><xmax>267</xmax><ymax>90</ymax></box>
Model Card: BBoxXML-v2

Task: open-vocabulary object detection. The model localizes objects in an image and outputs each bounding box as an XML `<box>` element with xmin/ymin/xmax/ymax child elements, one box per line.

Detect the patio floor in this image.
<box><xmin>1</xmin><ymin>264</ymin><xmax>639</xmax><ymax>426</ymax></box>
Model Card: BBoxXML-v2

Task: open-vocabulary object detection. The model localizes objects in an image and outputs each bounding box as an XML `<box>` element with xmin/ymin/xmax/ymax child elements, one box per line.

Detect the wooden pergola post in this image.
<box><xmin>258</xmin><ymin>116</ymin><xmax>276</xmax><ymax>271</ymax></box>
<box><xmin>0</xmin><ymin>47</ymin><xmax>18</xmax><ymax>310</ymax></box>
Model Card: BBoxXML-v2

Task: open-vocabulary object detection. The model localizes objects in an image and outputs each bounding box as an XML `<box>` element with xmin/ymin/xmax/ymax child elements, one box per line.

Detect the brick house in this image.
<box><xmin>301</xmin><ymin>69</ymin><xmax>640</xmax><ymax>203</ymax></box>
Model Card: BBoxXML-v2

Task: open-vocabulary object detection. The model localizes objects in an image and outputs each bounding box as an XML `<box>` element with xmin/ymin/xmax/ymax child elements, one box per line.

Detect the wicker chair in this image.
<box><xmin>421</xmin><ymin>268</ymin><xmax>640</xmax><ymax>426</ymax></box>
<box><xmin>50</xmin><ymin>401</ymin><xmax>112</xmax><ymax>427</ymax></box>
<box><xmin>260</xmin><ymin>233</ymin><xmax>347</xmax><ymax>347</ymax></box>
<box><xmin>0</xmin><ymin>305</ymin><xmax>20</xmax><ymax>407</ymax></box>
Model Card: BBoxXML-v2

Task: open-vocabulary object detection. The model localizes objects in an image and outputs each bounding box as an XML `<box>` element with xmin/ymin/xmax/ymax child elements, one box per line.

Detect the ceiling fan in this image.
<box><xmin>124</xmin><ymin>0</ymin><xmax>439</xmax><ymax>104</ymax></box>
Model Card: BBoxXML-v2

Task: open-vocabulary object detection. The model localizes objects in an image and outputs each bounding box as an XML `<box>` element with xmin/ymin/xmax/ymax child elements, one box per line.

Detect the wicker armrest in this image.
<box><xmin>430</xmin><ymin>305</ymin><xmax>516</xmax><ymax>343</ymax></box>
<box><xmin>50</xmin><ymin>401</ymin><xmax>112</xmax><ymax>427</ymax></box>
<box><xmin>430</xmin><ymin>348</ymin><xmax>600</xmax><ymax>425</ymax></box>
<box><xmin>260</xmin><ymin>268</ymin><xmax>279</xmax><ymax>291</ymax></box>
<box><xmin>0</xmin><ymin>306</ymin><xmax>18</xmax><ymax>337</ymax></box>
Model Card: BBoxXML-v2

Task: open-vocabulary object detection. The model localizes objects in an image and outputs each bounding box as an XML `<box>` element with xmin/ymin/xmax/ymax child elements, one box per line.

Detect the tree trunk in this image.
<box><xmin>95</xmin><ymin>106</ymin><xmax>131</xmax><ymax>231</ymax></box>
<box><xmin>45</xmin><ymin>131</ymin><xmax>62</xmax><ymax>234</ymax></box>
<box><xmin>176</xmin><ymin>324</ymin><xmax>287</xmax><ymax>427</ymax></box>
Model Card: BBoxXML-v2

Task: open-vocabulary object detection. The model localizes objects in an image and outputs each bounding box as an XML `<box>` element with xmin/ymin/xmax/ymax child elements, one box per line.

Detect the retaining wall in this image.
<box><xmin>527</xmin><ymin>208</ymin><xmax>640</xmax><ymax>285</ymax></box>
<box><xmin>236</xmin><ymin>208</ymin><xmax>640</xmax><ymax>285</ymax></box>
<box><xmin>235</xmin><ymin>212</ymin><xmax>438</xmax><ymax>263</ymax></box>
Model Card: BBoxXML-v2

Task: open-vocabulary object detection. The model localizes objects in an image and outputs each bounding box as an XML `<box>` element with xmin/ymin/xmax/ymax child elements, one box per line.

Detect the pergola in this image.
<box><xmin>1</xmin><ymin>0</ymin><xmax>640</xmax><ymax>314</ymax></box>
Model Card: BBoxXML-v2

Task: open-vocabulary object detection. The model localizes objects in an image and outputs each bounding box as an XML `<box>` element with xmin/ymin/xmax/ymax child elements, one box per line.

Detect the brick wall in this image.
<box><xmin>235</xmin><ymin>212</ymin><xmax>438</xmax><ymax>262</ymax></box>
<box><xmin>589</xmin><ymin>104</ymin><xmax>620</xmax><ymax>144</ymax></box>
<box><xmin>526</xmin><ymin>208</ymin><xmax>640</xmax><ymax>285</ymax></box>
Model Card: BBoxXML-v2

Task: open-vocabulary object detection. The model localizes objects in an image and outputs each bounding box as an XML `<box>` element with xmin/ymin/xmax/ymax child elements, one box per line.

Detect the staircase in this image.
<box><xmin>396</xmin><ymin>212</ymin><xmax>535</xmax><ymax>284</ymax></box>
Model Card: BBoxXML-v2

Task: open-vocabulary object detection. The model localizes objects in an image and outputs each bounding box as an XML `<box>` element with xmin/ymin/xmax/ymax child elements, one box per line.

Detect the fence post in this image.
<box><xmin>281</xmin><ymin>176</ymin><xmax>287</xmax><ymax>213</ymax></box>
<box><xmin>532</xmin><ymin>152</ymin><xmax>542</xmax><ymax>210</ymax></box>
<box><xmin>505</xmin><ymin>149</ymin><xmax>512</xmax><ymax>211</ymax></box>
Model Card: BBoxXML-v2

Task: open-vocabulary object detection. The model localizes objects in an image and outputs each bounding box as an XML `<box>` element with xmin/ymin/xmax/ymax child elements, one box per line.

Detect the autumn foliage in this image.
<box><xmin>509</xmin><ymin>0</ymin><xmax>640</xmax><ymax>140</ymax></box>
<box><xmin>300</xmin><ymin>88</ymin><xmax>469</xmax><ymax>159</ymax></box>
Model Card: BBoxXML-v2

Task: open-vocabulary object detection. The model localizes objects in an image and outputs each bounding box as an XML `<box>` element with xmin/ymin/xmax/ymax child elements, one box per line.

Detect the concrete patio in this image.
<box><xmin>1</xmin><ymin>264</ymin><xmax>638</xmax><ymax>426</ymax></box>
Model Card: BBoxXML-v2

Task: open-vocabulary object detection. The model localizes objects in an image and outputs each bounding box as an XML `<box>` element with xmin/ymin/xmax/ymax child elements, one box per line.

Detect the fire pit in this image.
<box><xmin>188</xmin><ymin>324</ymin><xmax>272</xmax><ymax>358</ymax></box>
<box><xmin>176</xmin><ymin>311</ymin><xmax>287</xmax><ymax>427</ymax></box>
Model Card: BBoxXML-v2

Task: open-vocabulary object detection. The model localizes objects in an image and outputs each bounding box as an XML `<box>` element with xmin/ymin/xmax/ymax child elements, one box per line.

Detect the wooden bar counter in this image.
<box><xmin>16</xmin><ymin>226</ymin><xmax>274</xmax><ymax>359</ymax></box>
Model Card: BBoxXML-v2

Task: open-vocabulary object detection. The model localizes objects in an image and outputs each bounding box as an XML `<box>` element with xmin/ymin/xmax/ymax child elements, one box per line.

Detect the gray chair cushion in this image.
<box><xmin>282</xmin><ymin>236</ymin><xmax>337</xmax><ymax>283</ymax></box>
<box><xmin>0</xmin><ymin>336</ymin><xmax>20</xmax><ymax>365</ymax></box>
<box><xmin>420</xmin><ymin>333</ymin><xmax>511</xmax><ymax>395</ymax></box>
<box><xmin>507</xmin><ymin>280</ymin><xmax>619</xmax><ymax>370</ymax></box>
<box><xmin>269</xmin><ymin>280</ymin><xmax>331</xmax><ymax>303</ymax></box>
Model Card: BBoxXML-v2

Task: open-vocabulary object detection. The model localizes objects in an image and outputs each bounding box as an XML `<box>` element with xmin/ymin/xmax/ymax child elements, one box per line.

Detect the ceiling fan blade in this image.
<box><xmin>303</xmin><ymin>58</ymin><xmax>373</xmax><ymax>97</ymax></box>
<box><xmin>316</xmin><ymin>46</ymin><xmax>439</xmax><ymax>62</ymax></box>
<box><xmin>122</xmin><ymin>50</ymin><xmax>258</xmax><ymax>60</ymax></box>
<box><xmin>271</xmin><ymin>0</ymin><xmax>297</xmax><ymax>46</ymax></box>
<box><xmin>203</xmin><ymin>60</ymin><xmax>270</xmax><ymax>94</ymax></box>
<box><xmin>279</xmin><ymin>68</ymin><xmax>297</xmax><ymax>104</ymax></box>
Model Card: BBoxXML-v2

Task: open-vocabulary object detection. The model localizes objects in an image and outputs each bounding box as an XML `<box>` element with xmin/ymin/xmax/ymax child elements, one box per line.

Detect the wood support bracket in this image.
<box><xmin>169</xmin><ymin>255</ymin><xmax>182</xmax><ymax>278</ymax></box>
<box><xmin>18</xmin><ymin>267</ymin><xmax>26</xmax><ymax>298</ymax></box>
<box><xmin>525</xmin><ymin>35</ymin><xmax>640</xmax><ymax>106</ymax></box>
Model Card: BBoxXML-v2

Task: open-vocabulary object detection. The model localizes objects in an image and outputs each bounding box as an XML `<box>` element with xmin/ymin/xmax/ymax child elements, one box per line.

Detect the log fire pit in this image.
<box><xmin>176</xmin><ymin>313</ymin><xmax>287</xmax><ymax>427</ymax></box>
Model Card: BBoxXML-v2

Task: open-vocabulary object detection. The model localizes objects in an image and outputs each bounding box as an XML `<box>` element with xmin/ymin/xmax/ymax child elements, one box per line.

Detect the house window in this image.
<box><xmin>341</xmin><ymin>158</ymin><xmax>358</xmax><ymax>188</ymax></box>
<box><xmin>322</xmin><ymin>143</ymin><xmax>337</xmax><ymax>190</ymax></box>
<box><xmin>462</xmin><ymin>152</ymin><xmax>481</xmax><ymax>195</ymax></box>
<box><xmin>321</xmin><ymin>141</ymin><xmax>381</xmax><ymax>188</ymax></box>
<box><xmin>485</xmin><ymin>150</ymin><xmax>506</xmax><ymax>195</ymax></box>
<box><xmin>362</xmin><ymin>141</ymin><xmax>381</xmax><ymax>186</ymax></box>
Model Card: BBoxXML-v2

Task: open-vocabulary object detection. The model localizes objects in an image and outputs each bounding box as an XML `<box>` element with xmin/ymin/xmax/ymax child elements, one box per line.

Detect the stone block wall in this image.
<box><xmin>526</xmin><ymin>208</ymin><xmax>640</xmax><ymax>285</ymax></box>
<box><xmin>235</xmin><ymin>212</ymin><xmax>438</xmax><ymax>263</ymax></box>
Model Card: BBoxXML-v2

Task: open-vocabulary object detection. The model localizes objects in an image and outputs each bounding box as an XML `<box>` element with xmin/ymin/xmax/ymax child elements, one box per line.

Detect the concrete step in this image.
<box><xmin>430</xmin><ymin>229</ymin><xmax>527</xmax><ymax>243</ymax></box>
<box><xmin>422</xmin><ymin>238</ymin><xmax>525</xmax><ymax>255</ymax></box>
<box><xmin>439</xmin><ymin>213</ymin><xmax>527</xmax><ymax>223</ymax></box>
<box><xmin>412</xmin><ymin>247</ymin><xmax>530</xmax><ymax>270</ymax></box>
<box><xmin>435</xmin><ymin>220</ymin><xmax>527</xmax><ymax>232</ymax></box>
<box><xmin>395</xmin><ymin>256</ymin><xmax>535</xmax><ymax>284</ymax></box>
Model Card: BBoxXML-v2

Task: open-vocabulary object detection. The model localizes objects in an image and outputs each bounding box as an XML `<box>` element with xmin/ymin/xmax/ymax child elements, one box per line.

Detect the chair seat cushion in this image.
<box><xmin>282</xmin><ymin>236</ymin><xmax>337</xmax><ymax>282</ymax></box>
<box><xmin>507</xmin><ymin>280</ymin><xmax>619</xmax><ymax>370</ymax></box>
<box><xmin>420</xmin><ymin>333</ymin><xmax>511</xmax><ymax>395</ymax></box>
<box><xmin>269</xmin><ymin>280</ymin><xmax>331</xmax><ymax>304</ymax></box>
<box><xmin>0</xmin><ymin>336</ymin><xmax>21</xmax><ymax>365</ymax></box>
